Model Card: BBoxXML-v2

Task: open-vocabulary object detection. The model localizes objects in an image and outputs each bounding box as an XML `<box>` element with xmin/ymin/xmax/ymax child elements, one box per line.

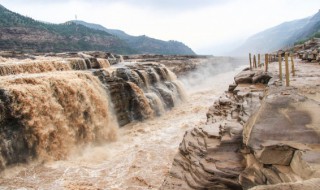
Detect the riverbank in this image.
<box><xmin>161</xmin><ymin>59</ymin><xmax>320</xmax><ymax>189</ymax></box>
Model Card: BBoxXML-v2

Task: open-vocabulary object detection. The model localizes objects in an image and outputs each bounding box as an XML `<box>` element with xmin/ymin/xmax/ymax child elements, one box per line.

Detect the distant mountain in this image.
<box><xmin>234</xmin><ymin>10</ymin><xmax>320</xmax><ymax>55</ymax></box>
<box><xmin>0</xmin><ymin>4</ymin><xmax>195</xmax><ymax>55</ymax></box>
<box><xmin>71</xmin><ymin>20</ymin><xmax>196</xmax><ymax>55</ymax></box>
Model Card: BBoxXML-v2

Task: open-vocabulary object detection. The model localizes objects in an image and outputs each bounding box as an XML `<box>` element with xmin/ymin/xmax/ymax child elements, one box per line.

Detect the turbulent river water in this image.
<box><xmin>0</xmin><ymin>59</ymin><xmax>245</xmax><ymax>190</ymax></box>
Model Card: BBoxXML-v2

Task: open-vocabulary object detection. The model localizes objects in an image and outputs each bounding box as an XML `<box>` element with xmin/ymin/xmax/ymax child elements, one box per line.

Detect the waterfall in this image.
<box><xmin>135</xmin><ymin>69</ymin><xmax>151</xmax><ymax>89</ymax></box>
<box><xmin>0</xmin><ymin>58</ymin><xmax>114</xmax><ymax>77</ymax></box>
<box><xmin>0</xmin><ymin>71</ymin><xmax>118</xmax><ymax>169</ymax></box>
<box><xmin>165</xmin><ymin>67</ymin><xmax>177</xmax><ymax>81</ymax></box>
<box><xmin>165</xmin><ymin>68</ymin><xmax>187</xmax><ymax>101</ymax></box>
<box><xmin>127</xmin><ymin>82</ymin><xmax>154</xmax><ymax>120</ymax></box>
<box><xmin>119</xmin><ymin>55</ymin><xmax>124</xmax><ymax>62</ymax></box>
<box><xmin>67</xmin><ymin>58</ymin><xmax>88</xmax><ymax>70</ymax></box>
<box><xmin>0</xmin><ymin>59</ymin><xmax>72</xmax><ymax>76</ymax></box>
<box><xmin>0</xmin><ymin>54</ymin><xmax>187</xmax><ymax>170</ymax></box>
<box><xmin>145</xmin><ymin>92</ymin><xmax>165</xmax><ymax>116</ymax></box>
<box><xmin>97</xmin><ymin>58</ymin><xmax>111</xmax><ymax>68</ymax></box>
<box><xmin>146</xmin><ymin>67</ymin><xmax>161</xmax><ymax>84</ymax></box>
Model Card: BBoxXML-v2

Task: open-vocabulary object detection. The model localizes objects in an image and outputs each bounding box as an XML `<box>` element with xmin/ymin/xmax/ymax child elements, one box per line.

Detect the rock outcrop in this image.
<box><xmin>240</xmin><ymin>86</ymin><xmax>320</xmax><ymax>189</ymax></box>
<box><xmin>278</xmin><ymin>37</ymin><xmax>320</xmax><ymax>63</ymax></box>
<box><xmin>162</xmin><ymin>60</ymin><xmax>320</xmax><ymax>189</ymax></box>
<box><xmin>234</xmin><ymin>69</ymin><xmax>272</xmax><ymax>85</ymax></box>
<box><xmin>161</xmin><ymin>70</ymin><xmax>268</xmax><ymax>189</ymax></box>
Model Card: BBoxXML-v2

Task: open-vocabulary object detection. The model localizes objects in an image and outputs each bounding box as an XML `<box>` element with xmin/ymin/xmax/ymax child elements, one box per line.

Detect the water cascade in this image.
<box><xmin>94</xmin><ymin>62</ymin><xmax>186</xmax><ymax>126</ymax></box>
<box><xmin>0</xmin><ymin>71</ymin><xmax>117</xmax><ymax>169</ymax></box>
<box><xmin>0</xmin><ymin>59</ymin><xmax>72</xmax><ymax>76</ymax></box>
<box><xmin>0</xmin><ymin>52</ymin><xmax>186</xmax><ymax>170</ymax></box>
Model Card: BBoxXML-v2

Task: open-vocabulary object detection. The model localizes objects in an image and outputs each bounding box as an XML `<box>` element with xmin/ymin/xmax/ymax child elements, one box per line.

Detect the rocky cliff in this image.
<box><xmin>162</xmin><ymin>59</ymin><xmax>320</xmax><ymax>189</ymax></box>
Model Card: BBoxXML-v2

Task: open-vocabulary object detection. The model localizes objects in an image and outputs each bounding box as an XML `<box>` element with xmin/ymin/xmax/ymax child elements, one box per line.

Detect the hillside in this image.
<box><xmin>0</xmin><ymin>4</ymin><xmax>195</xmax><ymax>55</ymax></box>
<box><xmin>234</xmin><ymin>10</ymin><xmax>320</xmax><ymax>55</ymax></box>
<box><xmin>0</xmin><ymin>5</ymin><xmax>136</xmax><ymax>54</ymax></box>
<box><xmin>71</xmin><ymin>20</ymin><xmax>196</xmax><ymax>55</ymax></box>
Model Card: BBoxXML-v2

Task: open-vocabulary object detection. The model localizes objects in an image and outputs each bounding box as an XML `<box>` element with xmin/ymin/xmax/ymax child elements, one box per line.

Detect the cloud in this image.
<box><xmin>0</xmin><ymin>0</ymin><xmax>232</xmax><ymax>11</ymax></box>
<box><xmin>108</xmin><ymin>0</ymin><xmax>232</xmax><ymax>10</ymax></box>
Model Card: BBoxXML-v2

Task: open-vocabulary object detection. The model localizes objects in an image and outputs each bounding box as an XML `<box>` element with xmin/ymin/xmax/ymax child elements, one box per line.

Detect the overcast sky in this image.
<box><xmin>0</xmin><ymin>0</ymin><xmax>319</xmax><ymax>55</ymax></box>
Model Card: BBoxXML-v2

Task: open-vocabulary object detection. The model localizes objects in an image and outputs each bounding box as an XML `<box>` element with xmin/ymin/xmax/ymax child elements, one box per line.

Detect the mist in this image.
<box><xmin>180</xmin><ymin>57</ymin><xmax>247</xmax><ymax>93</ymax></box>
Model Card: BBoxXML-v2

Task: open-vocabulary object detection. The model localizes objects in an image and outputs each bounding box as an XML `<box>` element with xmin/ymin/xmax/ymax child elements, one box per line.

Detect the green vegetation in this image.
<box><xmin>0</xmin><ymin>5</ymin><xmax>136</xmax><ymax>54</ymax></box>
<box><xmin>294</xmin><ymin>31</ymin><xmax>320</xmax><ymax>45</ymax></box>
<box><xmin>0</xmin><ymin>4</ymin><xmax>195</xmax><ymax>55</ymax></box>
<box><xmin>294</xmin><ymin>39</ymin><xmax>309</xmax><ymax>45</ymax></box>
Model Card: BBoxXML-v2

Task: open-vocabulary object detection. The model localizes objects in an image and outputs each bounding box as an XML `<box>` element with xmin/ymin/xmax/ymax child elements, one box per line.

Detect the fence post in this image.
<box><xmin>278</xmin><ymin>53</ymin><xmax>282</xmax><ymax>81</ymax></box>
<box><xmin>285</xmin><ymin>53</ymin><xmax>290</xmax><ymax>86</ymax></box>
<box><xmin>253</xmin><ymin>55</ymin><xmax>257</xmax><ymax>68</ymax></box>
<box><xmin>265</xmin><ymin>54</ymin><xmax>269</xmax><ymax>72</ymax></box>
<box><xmin>290</xmin><ymin>54</ymin><xmax>295</xmax><ymax>76</ymax></box>
<box><xmin>249</xmin><ymin>53</ymin><xmax>252</xmax><ymax>70</ymax></box>
<box><xmin>258</xmin><ymin>54</ymin><xmax>261</xmax><ymax>67</ymax></box>
<box><xmin>269</xmin><ymin>54</ymin><xmax>271</xmax><ymax>62</ymax></box>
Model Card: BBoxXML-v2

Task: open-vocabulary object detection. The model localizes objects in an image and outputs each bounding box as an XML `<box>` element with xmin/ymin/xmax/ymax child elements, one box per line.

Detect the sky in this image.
<box><xmin>0</xmin><ymin>0</ymin><xmax>320</xmax><ymax>55</ymax></box>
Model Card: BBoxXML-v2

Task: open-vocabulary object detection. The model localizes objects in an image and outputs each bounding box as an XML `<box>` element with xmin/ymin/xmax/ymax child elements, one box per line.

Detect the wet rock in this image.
<box><xmin>93</xmin><ymin>63</ymin><xmax>184</xmax><ymax>126</ymax></box>
<box><xmin>228</xmin><ymin>83</ymin><xmax>237</xmax><ymax>92</ymax></box>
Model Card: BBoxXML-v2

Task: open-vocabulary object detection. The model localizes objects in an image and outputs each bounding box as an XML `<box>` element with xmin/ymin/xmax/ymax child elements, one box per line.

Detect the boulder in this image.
<box><xmin>241</xmin><ymin>86</ymin><xmax>320</xmax><ymax>188</ymax></box>
<box><xmin>234</xmin><ymin>70</ymin><xmax>272</xmax><ymax>85</ymax></box>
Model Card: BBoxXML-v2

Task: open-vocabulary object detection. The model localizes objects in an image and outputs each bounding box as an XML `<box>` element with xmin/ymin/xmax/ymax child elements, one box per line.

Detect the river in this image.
<box><xmin>0</xmin><ymin>58</ymin><xmax>246</xmax><ymax>190</ymax></box>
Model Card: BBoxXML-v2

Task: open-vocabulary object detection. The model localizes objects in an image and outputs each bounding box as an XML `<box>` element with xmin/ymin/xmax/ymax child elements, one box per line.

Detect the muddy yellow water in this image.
<box><xmin>0</xmin><ymin>66</ymin><xmax>244</xmax><ymax>190</ymax></box>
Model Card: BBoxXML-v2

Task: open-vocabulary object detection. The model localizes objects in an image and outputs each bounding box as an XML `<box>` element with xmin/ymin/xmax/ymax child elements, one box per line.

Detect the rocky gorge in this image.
<box><xmin>0</xmin><ymin>51</ymin><xmax>319</xmax><ymax>190</ymax></box>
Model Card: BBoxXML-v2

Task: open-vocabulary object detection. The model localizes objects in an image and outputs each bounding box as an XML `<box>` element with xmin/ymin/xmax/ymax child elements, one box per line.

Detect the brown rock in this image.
<box><xmin>249</xmin><ymin>178</ymin><xmax>320</xmax><ymax>190</ymax></box>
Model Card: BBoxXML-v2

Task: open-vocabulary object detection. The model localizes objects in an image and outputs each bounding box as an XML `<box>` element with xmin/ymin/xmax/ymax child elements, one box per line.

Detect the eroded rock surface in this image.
<box><xmin>161</xmin><ymin>69</ymin><xmax>267</xmax><ymax>189</ymax></box>
<box><xmin>162</xmin><ymin>60</ymin><xmax>320</xmax><ymax>190</ymax></box>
